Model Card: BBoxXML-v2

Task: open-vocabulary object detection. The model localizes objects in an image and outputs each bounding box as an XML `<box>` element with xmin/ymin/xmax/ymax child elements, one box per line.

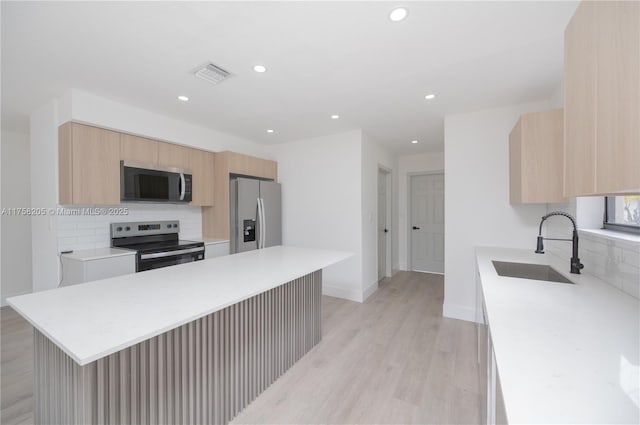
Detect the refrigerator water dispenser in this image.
<box><xmin>243</xmin><ymin>219</ymin><xmax>256</xmax><ymax>242</ymax></box>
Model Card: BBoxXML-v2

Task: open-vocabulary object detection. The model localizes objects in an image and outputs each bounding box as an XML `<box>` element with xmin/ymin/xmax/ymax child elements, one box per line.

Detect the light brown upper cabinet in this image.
<box><xmin>509</xmin><ymin>109</ymin><xmax>566</xmax><ymax>204</ymax></box>
<box><xmin>564</xmin><ymin>1</ymin><xmax>640</xmax><ymax>196</ymax></box>
<box><xmin>59</xmin><ymin>122</ymin><xmax>121</xmax><ymax>205</ymax></box>
<box><xmin>223</xmin><ymin>151</ymin><xmax>278</xmax><ymax>179</ymax></box>
<box><xmin>158</xmin><ymin>142</ymin><xmax>215</xmax><ymax>206</ymax></box>
<box><xmin>190</xmin><ymin>150</ymin><xmax>215</xmax><ymax>206</ymax></box>
<box><xmin>202</xmin><ymin>151</ymin><xmax>277</xmax><ymax>239</ymax></box>
<box><xmin>158</xmin><ymin>142</ymin><xmax>191</xmax><ymax>170</ymax></box>
<box><xmin>120</xmin><ymin>134</ymin><xmax>159</xmax><ymax>165</ymax></box>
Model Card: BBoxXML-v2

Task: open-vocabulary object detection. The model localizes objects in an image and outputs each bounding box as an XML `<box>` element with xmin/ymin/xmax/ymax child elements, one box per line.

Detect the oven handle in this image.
<box><xmin>140</xmin><ymin>247</ymin><xmax>203</xmax><ymax>260</ymax></box>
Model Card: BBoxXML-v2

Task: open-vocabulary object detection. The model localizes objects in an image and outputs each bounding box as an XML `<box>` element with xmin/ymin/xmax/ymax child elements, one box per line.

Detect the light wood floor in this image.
<box><xmin>233</xmin><ymin>272</ymin><xmax>482</xmax><ymax>424</ymax></box>
<box><xmin>1</xmin><ymin>271</ymin><xmax>482</xmax><ymax>425</ymax></box>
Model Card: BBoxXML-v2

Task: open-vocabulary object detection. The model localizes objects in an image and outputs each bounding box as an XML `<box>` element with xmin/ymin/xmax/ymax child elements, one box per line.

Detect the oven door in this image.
<box><xmin>137</xmin><ymin>247</ymin><xmax>204</xmax><ymax>272</ymax></box>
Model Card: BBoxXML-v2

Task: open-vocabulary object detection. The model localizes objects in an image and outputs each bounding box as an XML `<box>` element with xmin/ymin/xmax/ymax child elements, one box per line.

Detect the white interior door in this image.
<box><xmin>410</xmin><ymin>173</ymin><xmax>444</xmax><ymax>273</ymax></box>
<box><xmin>378</xmin><ymin>170</ymin><xmax>388</xmax><ymax>280</ymax></box>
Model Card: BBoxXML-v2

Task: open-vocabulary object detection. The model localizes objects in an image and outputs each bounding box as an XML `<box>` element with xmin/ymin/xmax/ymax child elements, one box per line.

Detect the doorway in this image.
<box><xmin>378</xmin><ymin>168</ymin><xmax>391</xmax><ymax>281</ymax></box>
<box><xmin>409</xmin><ymin>173</ymin><xmax>444</xmax><ymax>274</ymax></box>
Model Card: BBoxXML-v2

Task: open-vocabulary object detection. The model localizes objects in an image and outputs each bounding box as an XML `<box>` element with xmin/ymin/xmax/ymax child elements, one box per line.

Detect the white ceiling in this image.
<box><xmin>1</xmin><ymin>1</ymin><xmax>578</xmax><ymax>154</ymax></box>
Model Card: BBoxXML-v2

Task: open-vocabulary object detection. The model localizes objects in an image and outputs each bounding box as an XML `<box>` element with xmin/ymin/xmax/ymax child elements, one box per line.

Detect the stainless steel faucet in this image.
<box><xmin>535</xmin><ymin>211</ymin><xmax>584</xmax><ymax>274</ymax></box>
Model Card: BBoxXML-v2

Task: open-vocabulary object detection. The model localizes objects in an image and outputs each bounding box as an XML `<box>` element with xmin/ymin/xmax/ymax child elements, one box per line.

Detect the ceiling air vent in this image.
<box><xmin>194</xmin><ymin>62</ymin><xmax>233</xmax><ymax>85</ymax></box>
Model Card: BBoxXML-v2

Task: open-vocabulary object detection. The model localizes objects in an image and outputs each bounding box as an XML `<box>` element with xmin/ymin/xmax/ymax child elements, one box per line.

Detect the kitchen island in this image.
<box><xmin>7</xmin><ymin>246</ymin><xmax>351</xmax><ymax>425</ymax></box>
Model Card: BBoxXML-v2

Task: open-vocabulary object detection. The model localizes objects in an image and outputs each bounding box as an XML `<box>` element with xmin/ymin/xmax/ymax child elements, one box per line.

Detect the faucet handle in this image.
<box><xmin>571</xmin><ymin>258</ymin><xmax>584</xmax><ymax>274</ymax></box>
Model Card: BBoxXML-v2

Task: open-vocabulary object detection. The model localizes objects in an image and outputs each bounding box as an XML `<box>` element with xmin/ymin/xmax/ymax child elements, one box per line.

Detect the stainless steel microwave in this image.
<box><xmin>120</xmin><ymin>161</ymin><xmax>192</xmax><ymax>203</ymax></box>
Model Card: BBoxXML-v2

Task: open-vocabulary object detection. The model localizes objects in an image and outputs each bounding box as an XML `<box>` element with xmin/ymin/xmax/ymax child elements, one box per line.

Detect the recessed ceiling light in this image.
<box><xmin>266</xmin><ymin>129</ymin><xmax>274</xmax><ymax>133</ymax></box>
<box><xmin>411</xmin><ymin>140</ymin><xmax>418</xmax><ymax>144</ymax></box>
<box><xmin>424</xmin><ymin>94</ymin><xmax>436</xmax><ymax>100</ymax></box>
<box><xmin>389</xmin><ymin>7</ymin><xmax>409</xmax><ymax>22</ymax></box>
<box><xmin>331</xmin><ymin>114</ymin><xmax>340</xmax><ymax>119</ymax></box>
<box><xmin>178</xmin><ymin>95</ymin><xmax>189</xmax><ymax>102</ymax></box>
<box><xmin>253</xmin><ymin>65</ymin><xmax>267</xmax><ymax>73</ymax></box>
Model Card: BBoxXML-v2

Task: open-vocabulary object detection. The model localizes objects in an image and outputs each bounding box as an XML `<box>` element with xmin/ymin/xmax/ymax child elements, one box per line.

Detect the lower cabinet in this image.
<box><xmin>476</xmin><ymin>270</ymin><xmax>508</xmax><ymax>425</ymax></box>
<box><xmin>61</xmin><ymin>252</ymin><xmax>135</xmax><ymax>286</ymax></box>
<box><xmin>495</xmin><ymin>367</ymin><xmax>508</xmax><ymax>425</ymax></box>
<box><xmin>478</xmin><ymin>270</ymin><xmax>507</xmax><ymax>425</ymax></box>
<box><xmin>204</xmin><ymin>241</ymin><xmax>230</xmax><ymax>259</ymax></box>
<box><xmin>476</xmin><ymin>270</ymin><xmax>489</xmax><ymax>423</ymax></box>
<box><xmin>487</xmin><ymin>336</ymin><xmax>508</xmax><ymax>425</ymax></box>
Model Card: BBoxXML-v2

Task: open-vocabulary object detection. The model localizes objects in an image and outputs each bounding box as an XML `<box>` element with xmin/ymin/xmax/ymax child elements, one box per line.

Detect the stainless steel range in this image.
<box><xmin>111</xmin><ymin>220</ymin><xmax>204</xmax><ymax>272</ymax></box>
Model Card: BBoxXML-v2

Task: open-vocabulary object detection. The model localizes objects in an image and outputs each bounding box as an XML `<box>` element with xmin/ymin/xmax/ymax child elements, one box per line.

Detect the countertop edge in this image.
<box><xmin>61</xmin><ymin>248</ymin><xmax>136</xmax><ymax>261</ymax></box>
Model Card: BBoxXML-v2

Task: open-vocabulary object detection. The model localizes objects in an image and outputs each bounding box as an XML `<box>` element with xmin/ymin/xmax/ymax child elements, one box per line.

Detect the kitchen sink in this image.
<box><xmin>492</xmin><ymin>261</ymin><xmax>574</xmax><ymax>284</ymax></box>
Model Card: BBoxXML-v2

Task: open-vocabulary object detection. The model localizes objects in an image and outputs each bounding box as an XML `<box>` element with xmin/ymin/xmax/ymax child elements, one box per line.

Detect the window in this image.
<box><xmin>604</xmin><ymin>196</ymin><xmax>640</xmax><ymax>234</ymax></box>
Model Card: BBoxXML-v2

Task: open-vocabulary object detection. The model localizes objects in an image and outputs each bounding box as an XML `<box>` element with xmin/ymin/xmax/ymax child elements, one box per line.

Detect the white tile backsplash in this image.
<box><xmin>544</xmin><ymin>200</ymin><xmax>640</xmax><ymax>300</ymax></box>
<box><xmin>546</xmin><ymin>229</ymin><xmax>640</xmax><ymax>299</ymax></box>
<box><xmin>57</xmin><ymin>204</ymin><xmax>203</xmax><ymax>252</ymax></box>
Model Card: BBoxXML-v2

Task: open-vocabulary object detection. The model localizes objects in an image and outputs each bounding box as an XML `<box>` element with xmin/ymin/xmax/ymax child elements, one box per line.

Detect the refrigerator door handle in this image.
<box><xmin>260</xmin><ymin>197</ymin><xmax>267</xmax><ymax>248</ymax></box>
<box><xmin>256</xmin><ymin>197</ymin><xmax>262</xmax><ymax>249</ymax></box>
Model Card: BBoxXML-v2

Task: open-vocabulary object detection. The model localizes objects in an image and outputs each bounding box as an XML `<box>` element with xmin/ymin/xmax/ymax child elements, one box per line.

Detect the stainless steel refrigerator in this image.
<box><xmin>230</xmin><ymin>177</ymin><xmax>282</xmax><ymax>253</ymax></box>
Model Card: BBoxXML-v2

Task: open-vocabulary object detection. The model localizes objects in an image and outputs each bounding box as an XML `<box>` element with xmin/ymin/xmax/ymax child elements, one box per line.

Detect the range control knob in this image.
<box><xmin>125</xmin><ymin>226</ymin><xmax>131</xmax><ymax>231</ymax></box>
<box><xmin>167</xmin><ymin>224</ymin><xmax>172</xmax><ymax>228</ymax></box>
<box><xmin>173</xmin><ymin>224</ymin><xmax>178</xmax><ymax>228</ymax></box>
<box><xmin>116</xmin><ymin>227</ymin><xmax>123</xmax><ymax>232</ymax></box>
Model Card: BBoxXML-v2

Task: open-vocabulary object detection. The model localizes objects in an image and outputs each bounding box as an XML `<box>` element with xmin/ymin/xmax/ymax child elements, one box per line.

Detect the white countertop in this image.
<box><xmin>62</xmin><ymin>247</ymin><xmax>135</xmax><ymax>261</ymax></box>
<box><xmin>8</xmin><ymin>246</ymin><xmax>351</xmax><ymax>366</ymax></box>
<box><xmin>477</xmin><ymin>247</ymin><xmax>640</xmax><ymax>424</ymax></box>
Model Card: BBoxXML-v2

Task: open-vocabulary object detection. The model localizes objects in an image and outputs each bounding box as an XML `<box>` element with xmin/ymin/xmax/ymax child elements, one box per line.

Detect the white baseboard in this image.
<box><xmin>322</xmin><ymin>284</ymin><xmax>363</xmax><ymax>303</ymax></box>
<box><xmin>391</xmin><ymin>267</ymin><xmax>400</xmax><ymax>277</ymax></box>
<box><xmin>443</xmin><ymin>302</ymin><xmax>478</xmax><ymax>323</ymax></box>
<box><xmin>414</xmin><ymin>270</ymin><xmax>444</xmax><ymax>275</ymax></box>
<box><xmin>323</xmin><ymin>280</ymin><xmax>379</xmax><ymax>303</ymax></box>
<box><xmin>362</xmin><ymin>280</ymin><xmax>378</xmax><ymax>302</ymax></box>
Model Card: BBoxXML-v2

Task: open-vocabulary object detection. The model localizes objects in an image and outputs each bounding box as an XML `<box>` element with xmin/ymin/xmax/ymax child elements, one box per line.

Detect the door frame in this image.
<box><xmin>408</xmin><ymin>170</ymin><xmax>444</xmax><ymax>274</ymax></box>
<box><xmin>378</xmin><ymin>165</ymin><xmax>392</xmax><ymax>280</ymax></box>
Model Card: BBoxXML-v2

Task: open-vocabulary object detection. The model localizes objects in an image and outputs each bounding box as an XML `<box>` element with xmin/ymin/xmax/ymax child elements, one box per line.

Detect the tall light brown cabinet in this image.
<box><xmin>564</xmin><ymin>0</ymin><xmax>640</xmax><ymax>196</ymax></box>
<box><xmin>59</xmin><ymin>122</ymin><xmax>121</xmax><ymax>205</ymax></box>
<box><xmin>202</xmin><ymin>151</ymin><xmax>278</xmax><ymax>240</ymax></box>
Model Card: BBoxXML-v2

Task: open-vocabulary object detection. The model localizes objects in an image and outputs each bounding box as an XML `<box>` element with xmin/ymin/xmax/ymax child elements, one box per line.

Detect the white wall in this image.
<box><xmin>271</xmin><ymin>130</ymin><xmax>397</xmax><ymax>302</ymax></box>
<box><xmin>361</xmin><ymin>132</ymin><xmax>396</xmax><ymax>298</ymax></box>
<box><xmin>443</xmin><ymin>101</ymin><xmax>550</xmax><ymax>322</ymax></box>
<box><xmin>29</xmin><ymin>90</ymin><xmax>271</xmax><ymax>293</ymax></box>
<box><xmin>1</xmin><ymin>130</ymin><xmax>32</xmax><ymax>304</ymax></box>
<box><xmin>271</xmin><ymin>131</ymin><xmax>364</xmax><ymax>301</ymax></box>
<box><xmin>397</xmin><ymin>152</ymin><xmax>444</xmax><ymax>271</ymax></box>
<box><xmin>30</xmin><ymin>99</ymin><xmax>63</xmax><ymax>292</ymax></box>
<box><xmin>69</xmin><ymin>89</ymin><xmax>272</xmax><ymax>158</ymax></box>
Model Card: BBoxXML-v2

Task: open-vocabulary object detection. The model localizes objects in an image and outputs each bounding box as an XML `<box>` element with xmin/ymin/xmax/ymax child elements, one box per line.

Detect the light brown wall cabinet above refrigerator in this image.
<box><xmin>59</xmin><ymin>122</ymin><xmax>121</xmax><ymax>205</ymax></box>
<box><xmin>509</xmin><ymin>109</ymin><xmax>566</xmax><ymax>204</ymax></box>
<box><xmin>564</xmin><ymin>1</ymin><xmax>640</xmax><ymax>196</ymax></box>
